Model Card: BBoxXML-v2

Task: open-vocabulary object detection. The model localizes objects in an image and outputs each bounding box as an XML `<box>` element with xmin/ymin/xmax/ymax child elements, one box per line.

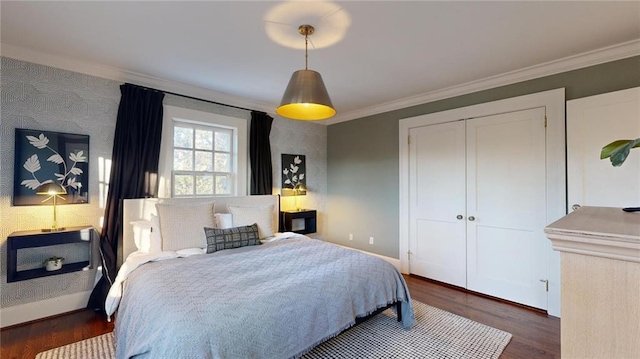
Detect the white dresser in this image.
<box><xmin>545</xmin><ymin>206</ymin><xmax>640</xmax><ymax>358</ymax></box>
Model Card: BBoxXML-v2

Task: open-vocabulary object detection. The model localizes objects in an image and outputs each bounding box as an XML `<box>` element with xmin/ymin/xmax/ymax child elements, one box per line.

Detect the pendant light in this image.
<box><xmin>276</xmin><ymin>25</ymin><xmax>336</xmax><ymax>121</ymax></box>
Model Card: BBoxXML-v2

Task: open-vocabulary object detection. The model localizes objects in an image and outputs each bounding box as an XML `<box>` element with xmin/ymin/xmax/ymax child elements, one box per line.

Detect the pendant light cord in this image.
<box><xmin>305</xmin><ymin>33</ymin><xmax>309</xmax><ymax>70</ymax></box>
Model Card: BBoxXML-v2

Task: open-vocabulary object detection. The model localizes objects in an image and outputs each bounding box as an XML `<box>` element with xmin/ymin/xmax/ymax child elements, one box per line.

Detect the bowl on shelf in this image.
<box><xmin>43</xmin><ymin>257</ymin><xmax>64</xmax><ymax>271</ymax></box>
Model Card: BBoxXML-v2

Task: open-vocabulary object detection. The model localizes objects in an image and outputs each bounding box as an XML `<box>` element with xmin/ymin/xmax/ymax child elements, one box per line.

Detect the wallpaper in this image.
<box><xmin>0</xmin><ymin>57</ymin><xmax>327</xmax><ymax>309</ymax></box>
<box><xmin>270</xmin><ymin>117</ymin><xmax>327</xmax><ymax>238</ymax></box>
<box><xmin>0</xmin><ymin>57</ymin><xmax>120</xmax><ymax>308</ymax></box>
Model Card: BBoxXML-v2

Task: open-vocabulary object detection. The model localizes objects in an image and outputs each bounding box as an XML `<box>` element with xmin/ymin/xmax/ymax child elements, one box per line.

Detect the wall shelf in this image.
<box><xmin>279</xmin><ymin>210</ymin><xmax>317</xmax><ymax>235</ymax></box>
<box><xmin>7</xmin><ymin>225</ymin><xmax>96</xmax><ymax>283</ymax></box>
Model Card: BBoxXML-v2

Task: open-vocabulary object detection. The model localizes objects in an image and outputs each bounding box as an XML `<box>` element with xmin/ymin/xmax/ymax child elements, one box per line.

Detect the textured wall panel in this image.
<box><xmin>270</xmin><ymin>117</ymin><xmax>327</xmax><ymax>239</ymax></box>
<box><xmin>1</xmin><ymin>57</ymin><xmax>120</xmax><ymax>308</ymax></box>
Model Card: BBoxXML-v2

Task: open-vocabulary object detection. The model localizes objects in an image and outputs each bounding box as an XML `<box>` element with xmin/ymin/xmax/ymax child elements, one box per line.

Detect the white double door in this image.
<box><xmin>409</xmin><ymin>107</ymin><xmax>548</xmax><ymax>310</ymax></box>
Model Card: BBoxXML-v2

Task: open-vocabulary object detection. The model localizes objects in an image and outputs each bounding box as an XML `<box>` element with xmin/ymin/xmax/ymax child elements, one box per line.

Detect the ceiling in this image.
<box><xmin>1</xmin><ymin>1</ymin><xmax>639</xmax><ymax>124</ymax></box>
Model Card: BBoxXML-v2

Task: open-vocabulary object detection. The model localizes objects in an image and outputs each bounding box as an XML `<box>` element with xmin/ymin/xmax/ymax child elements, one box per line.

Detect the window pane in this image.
<box><xmin>196</xmin><ymin>175</ymin><xmax>214</xmax><ymax>195</ymax></box>
<box><xmin>195</xmin><ymin>151</ymin><xmax>213</xmax><ymax>171</ymax></box>
<box><xmin>215</xmin><ymin>131</ymin><xmax>231</xmax><ymax>151</ymax></box>
<box><xmin>174</xmin><ymin>175</ymin><xmax>194</xmax><ymax>196</ymax></box>
<box><xmin>173</xmin><ymin>149</ymin><xmax>193</xmax><ymax>171</ymax></box>
<box><xmin>215</xmin><ymin>175</ymin><xmax>231</xmax><ymax>195</ymax></box>
<box><xmin>214</xmin><ymin>153</ymin><xmax>230</xmax><ymax>172</ymax></box>
<box><xmin>174</xmin><ymin>127</ymin><xmax>193</xmax><ymax>148</ymax></box>
<box><xmin>195</xmin><ymin>129</ymin><xmax>213</xmax><ymax>150</ymax></box>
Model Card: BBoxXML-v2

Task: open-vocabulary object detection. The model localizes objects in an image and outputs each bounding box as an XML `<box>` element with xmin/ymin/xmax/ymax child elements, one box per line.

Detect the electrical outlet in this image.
<box><xmin>369</xmin><ymin>236</ymin><xmax>374</xmax><ymax>245</ymax></box>
<box><xmin>349</xmin><ymin>233</ymin><xmax>353</xmax><ymax>241</ymax></box>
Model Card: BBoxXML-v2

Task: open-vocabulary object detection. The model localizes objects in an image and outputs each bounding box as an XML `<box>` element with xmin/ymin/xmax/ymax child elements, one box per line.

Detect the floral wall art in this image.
<box><xmin>13</xmin><ymin>129</ymin><xmax>89</xmax><ymax>205</ymax></box>
<box><xmin>281</xmin><ymin>154</ymin><xmax>306</xmax><ymax>196</ymax></box>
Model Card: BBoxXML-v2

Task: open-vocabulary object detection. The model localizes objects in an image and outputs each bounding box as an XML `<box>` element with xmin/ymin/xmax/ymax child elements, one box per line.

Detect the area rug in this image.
<box><xmin>36</xmin><ymin>300</ymin><xmax>512</xmax><ymax>359</ymax></box>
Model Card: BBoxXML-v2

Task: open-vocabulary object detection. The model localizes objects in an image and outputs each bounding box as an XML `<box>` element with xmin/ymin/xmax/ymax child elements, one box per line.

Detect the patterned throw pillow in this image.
<box><xmin>204</xmin><ymin>223</ymin><xmax>261</xmax><ymax>254</ymax></box>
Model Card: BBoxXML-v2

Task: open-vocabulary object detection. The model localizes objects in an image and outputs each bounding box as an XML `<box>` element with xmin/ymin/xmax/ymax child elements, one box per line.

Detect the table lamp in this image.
<box><xmin>36</xmin><ymin>182</ymin><xmax>67</xmax><ymax>232</ymax></box>
<box><xmin>293</xmin><ymin>183</ymin><xmax>307</xmax><ymax>211</ymax></box>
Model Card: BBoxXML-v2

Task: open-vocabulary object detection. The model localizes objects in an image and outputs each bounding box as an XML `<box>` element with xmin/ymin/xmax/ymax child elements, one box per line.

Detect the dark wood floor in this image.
<box><xmin>405</xmin><ymin>275</ymin><xmax>560</xmax><ymax>358</ymax></box>
<box><xmin>1</xmin><ymin>275</ymin><xmax>560</xmax><ymax>359</ymax></box>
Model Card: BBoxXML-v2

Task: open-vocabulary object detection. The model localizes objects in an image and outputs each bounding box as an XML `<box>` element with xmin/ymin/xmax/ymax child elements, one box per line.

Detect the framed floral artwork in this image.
<box><xmin>281</xmin><ymin>154</ymin><xmax>306</xmax><ymax>196</ymax></box>
<box><xmin>13</xmin><ymin>129</ymin><xmax>89</xmax><ymax>206</ymax></box>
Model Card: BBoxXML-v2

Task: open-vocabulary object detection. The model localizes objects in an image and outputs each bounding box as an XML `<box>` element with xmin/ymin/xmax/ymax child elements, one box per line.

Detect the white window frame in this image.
<box><xmin>158</xmin><ymin>105</ymin><xmax>248</xmax><ymax>198</ymax></box>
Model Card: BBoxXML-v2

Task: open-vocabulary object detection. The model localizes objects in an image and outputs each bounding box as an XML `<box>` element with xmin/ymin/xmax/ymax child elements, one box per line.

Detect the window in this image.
<box><xmin>172</xmin><ymin>123</ymin><xmax>234</xmax><ymax>196</ymax></box>
<box><xmin>159</xmin><ymin>106</ymin><xmax>247</xmax><ymax>198</ymax></box>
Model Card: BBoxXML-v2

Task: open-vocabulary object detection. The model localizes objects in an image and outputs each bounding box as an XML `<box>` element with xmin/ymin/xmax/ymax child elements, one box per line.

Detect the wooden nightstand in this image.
<box><xmin>279</xmin><ymin>210</ymin><xmax>317</xmax><ymax>235</ymax></box>
<box><xmin>6</xmin><ymin>225</ymin><xmax>96</xmax><ymax>282</ymax></box>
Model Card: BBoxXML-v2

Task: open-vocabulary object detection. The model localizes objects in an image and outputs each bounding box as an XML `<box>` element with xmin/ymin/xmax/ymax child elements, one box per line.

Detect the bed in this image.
<box><xmin>109</xmin><ymin>195</ymin><xmax>414</xmax><ymax>359</ymax></box>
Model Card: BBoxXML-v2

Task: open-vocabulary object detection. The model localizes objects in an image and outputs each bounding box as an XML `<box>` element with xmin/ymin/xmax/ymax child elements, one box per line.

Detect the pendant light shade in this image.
<box><xmin>277</xmin><ymin>69</ymin><xmax>335</xmax><ymax>120</ymax></box>
<box><xmin>276</xmin><ymin>25</ymin><xmax>336</xmax><ymax>121</ymax></box>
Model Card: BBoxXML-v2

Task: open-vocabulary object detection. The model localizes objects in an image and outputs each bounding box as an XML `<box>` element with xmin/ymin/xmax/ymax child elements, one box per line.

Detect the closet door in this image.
<box><xmin>567</xmin><ymin>87</ymin><xmax>640</xmax><ymax>209</ymax></box>
<box><xmin>466</xmin><ymin>107</ymin><xmax>548</xmax><ymax>310</ymax></box>
<box><xmin>408</xmin><ymin>121</ymin><xmax>466</xmax><ymax>287</ymax></box>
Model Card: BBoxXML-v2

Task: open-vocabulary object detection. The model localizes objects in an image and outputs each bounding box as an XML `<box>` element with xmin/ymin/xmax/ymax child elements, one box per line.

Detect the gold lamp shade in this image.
<box><xmin>276</xmin><ymin>24</ymin><xmax>336</xmax><ymax>121</ymax></box>
<box><xmin>36</xmin><ymin>182</ymin><xmax>67</xmax><ymax>196</ymax></box>
<box><xmin>277</xmin><ymin>69</ymin><xmax>335</xmax><ymax>121</ymax></box>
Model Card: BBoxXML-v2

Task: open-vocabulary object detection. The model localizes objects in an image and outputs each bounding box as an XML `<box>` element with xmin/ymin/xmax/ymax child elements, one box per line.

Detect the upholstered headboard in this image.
<box><xmin>120</xmin><ymin>195</ymin><xmax>280</xmax><ymax>266</ymax></box>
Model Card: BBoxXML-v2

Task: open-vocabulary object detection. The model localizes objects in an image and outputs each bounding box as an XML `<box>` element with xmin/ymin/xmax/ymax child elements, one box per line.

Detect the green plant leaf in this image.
<box><xmin>601</xmin><ymin>138</ymin><xmax>640</xmax><ymax>167</ymax></box>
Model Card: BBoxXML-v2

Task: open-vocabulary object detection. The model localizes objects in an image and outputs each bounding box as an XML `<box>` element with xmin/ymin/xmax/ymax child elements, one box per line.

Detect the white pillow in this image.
<box><xmin>228</xmin><ymin>204</ymin><xmax>274</xmax><ymax>239</ymax></box>
<box><xmin>149</xmin><ymin>213</ymin><xmax>163</xmax><ymax>254</ymax></box>
<box><xmin>131</xmin><ymin>220</ymin><xmax>152</xmax><ymax>252</ymax></box>
<box><xmin>215</xmin><ymin>213</ymin><xmax>233</xmax><ymax>229</ymax></box>
<box><xmin>156</xmin><ymin>201</ymin><xmax>215</xmax><ymax>251</ymax></box>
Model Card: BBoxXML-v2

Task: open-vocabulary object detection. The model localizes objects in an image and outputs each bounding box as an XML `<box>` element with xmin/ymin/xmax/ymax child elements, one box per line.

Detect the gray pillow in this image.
<box><xmin>204</xmin><ymin>224</ymin><xmax>261</xmax><ymax>254</ymax></box>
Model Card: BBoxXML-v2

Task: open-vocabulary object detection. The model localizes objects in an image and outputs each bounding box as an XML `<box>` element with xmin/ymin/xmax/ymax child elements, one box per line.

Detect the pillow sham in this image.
<box><xmin>215</xmin><ymin>213</ymin><xmax>233</xmax><ymax>229</ymax></box>
<box><xmin>131</xmin><ymin>220</ymin><xmax>152</xmax><ymax>252</ymax></box>
<box><xmin>156</xmin><ymin>201</ymin><xmax>215</xmax><ymax>251</ymax></box>
<box><xmin>204</xmin><ymin>224</ymin><xmax>260</xmax><ymax>254</ymax></box>
<box><xmin>228</xmin><ymin>204</ymin><xmax>274</xmax><ymax>239</ymax></box>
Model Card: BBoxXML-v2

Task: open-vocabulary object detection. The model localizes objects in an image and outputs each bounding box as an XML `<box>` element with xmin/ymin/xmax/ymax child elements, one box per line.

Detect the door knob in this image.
<box><xmin>572</xmin><ymin>204</ymin><xmax>581</xmax><ymax>211</ymax></box>
<box><xmin>456</xmin><ymin>215</ymin><xmax>464</xmax><ymax>220</ymax></box>
<box><xmin>468</xmin><ymin>216</ymin><xmax>475</xmax><ymax>221</ymax></box>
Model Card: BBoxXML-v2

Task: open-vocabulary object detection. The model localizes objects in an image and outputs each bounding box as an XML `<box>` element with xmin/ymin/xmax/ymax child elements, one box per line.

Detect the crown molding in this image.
<box><xmin>0</xmin><ymin>43</ymin><xmax>275</xmax><ymax>115</ymax></box>
<box><xmin>2</xmin><ymin>39</ymin><xmax>639</xmax><ymax>126</ymax></box>
<box><xmin>325</xmin><ymin>39</ymin><xmax>640</xmax><ymax>125</ymax></box>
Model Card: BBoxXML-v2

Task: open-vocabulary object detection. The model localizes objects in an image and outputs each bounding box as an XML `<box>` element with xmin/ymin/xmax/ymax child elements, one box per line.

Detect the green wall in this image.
<box><xmin>327</xmin><ymin>56</ymin><xmax>640</xmax><ymax>258</ymax></box>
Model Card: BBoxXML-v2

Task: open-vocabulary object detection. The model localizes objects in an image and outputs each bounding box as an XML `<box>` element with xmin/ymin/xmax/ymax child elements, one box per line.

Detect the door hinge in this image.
<box><xmin>407</xmin><ymin>250</ymin><xmax>412</xmax><ymax>260</ymax></box>
<box><xmin>540</xmin><ymin>279</ymin><xmax>549</xmax><ymax>292</ymax></box>
<box><xmin>408</xmin><ymin>135</ymin><xmax>410</xmax><ymax>145</ymax></box>
<box><xmin>544</xmin><ymin>115</ymin><xmax>547</xmax><ymax>128</ymax></box>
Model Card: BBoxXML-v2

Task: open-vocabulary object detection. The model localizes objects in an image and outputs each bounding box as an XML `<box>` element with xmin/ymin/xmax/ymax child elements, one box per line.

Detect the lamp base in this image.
<box><xmin>42</xmin><ymin>227</ymin><xmax>66</xmax><ymax>233</ymax></box>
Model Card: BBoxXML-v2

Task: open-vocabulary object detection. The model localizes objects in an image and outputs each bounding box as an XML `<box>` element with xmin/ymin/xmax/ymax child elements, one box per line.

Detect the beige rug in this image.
<box><xmin>36</xmin><ymin>300</ymin><xmax>512</xmax><ymax>359</ymax></box>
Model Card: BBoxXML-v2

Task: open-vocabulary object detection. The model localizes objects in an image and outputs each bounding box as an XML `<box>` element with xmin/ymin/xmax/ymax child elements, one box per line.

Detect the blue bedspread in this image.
<box><xmin>115</xmin><ymin>236</ymin><xmax>414</xmax><ymax>358</ymax></box>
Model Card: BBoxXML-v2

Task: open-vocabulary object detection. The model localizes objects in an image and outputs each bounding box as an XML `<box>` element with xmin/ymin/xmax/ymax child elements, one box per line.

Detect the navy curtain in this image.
<box><xmin>87</xmin><ymin>83</ymin><xmax>165</xmax><ymax>312</ymax></box>
<box><xmin>249</xmin><ymin>111</ymin><xmax>274</xmax><ymax>195</ymax></box>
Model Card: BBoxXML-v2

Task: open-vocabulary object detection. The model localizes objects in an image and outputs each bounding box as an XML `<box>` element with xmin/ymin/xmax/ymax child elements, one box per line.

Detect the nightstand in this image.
<box><xmin>7</xmin><ymin>225</ymin><xmax>96</xmax><ymax>282</ymax></box>
<box><xmin>279</xmin><ymin>210</ymin><xmax>317</xmax><ymax>235</ymax></box>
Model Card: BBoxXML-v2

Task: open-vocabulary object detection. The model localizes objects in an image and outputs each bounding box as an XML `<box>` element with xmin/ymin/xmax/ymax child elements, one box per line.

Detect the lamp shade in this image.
<box><xmin>36</xmin><ymin>182</ymin><xmax>67</xmax><ymax>195</ymax></box>
<box><xmin>276</xmin><ymin>69</ymin><xmax>336</xmax><ymax>121</ymax></box>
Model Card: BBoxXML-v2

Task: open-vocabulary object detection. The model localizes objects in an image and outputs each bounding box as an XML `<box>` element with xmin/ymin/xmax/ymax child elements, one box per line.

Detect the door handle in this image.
<box><xmin>468</xmin><ymin>216</ymin><xmax>475</xmax><ymax>221</ymax></box>
<box><xmin>456</xmin><ymin>215</ymin><xmax>464</xmax><ymax>220</ymax></box>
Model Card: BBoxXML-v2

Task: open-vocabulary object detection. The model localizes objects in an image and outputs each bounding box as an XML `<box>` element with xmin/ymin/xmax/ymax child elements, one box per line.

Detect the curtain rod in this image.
<box><xmin>129</xmin><ymin>83</ymin><xmax>264</xmax><ymax>113</ymax></box>
<box><xmin>164</xmin><ymin>90</ymin><xmax>263</xmax><ymax>113</ymax></box>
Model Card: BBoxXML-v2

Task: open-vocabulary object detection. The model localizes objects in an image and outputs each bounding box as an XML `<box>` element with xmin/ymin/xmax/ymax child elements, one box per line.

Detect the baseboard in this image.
<box><xmin>335</xmin><ymin>244</ymin><xmax>402</xmax><ymax>272</ymax></box>
<box><xmin>0</xmin><ymin>290</ymin><xmax>92</xmax><ymax>328</ymax></box>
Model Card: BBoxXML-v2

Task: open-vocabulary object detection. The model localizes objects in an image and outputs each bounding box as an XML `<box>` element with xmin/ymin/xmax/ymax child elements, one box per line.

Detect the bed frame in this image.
<box><xmin>120</xmin><ymin>195</ymin><xmax>280</xmax><ymax>266</ymax></box>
